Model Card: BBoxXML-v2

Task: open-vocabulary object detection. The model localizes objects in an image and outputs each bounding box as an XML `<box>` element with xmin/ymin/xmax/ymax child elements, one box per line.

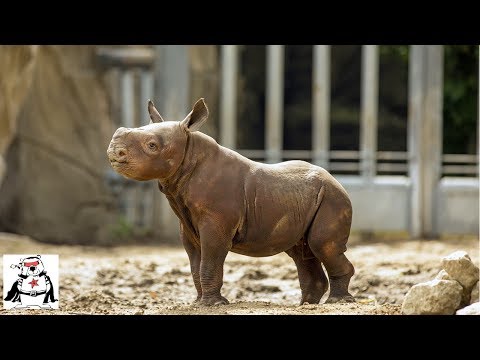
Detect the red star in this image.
<box><xmin>28</xmin><ymin>279</ymin><xmax>39</xmax><ymax>288</ymax></box>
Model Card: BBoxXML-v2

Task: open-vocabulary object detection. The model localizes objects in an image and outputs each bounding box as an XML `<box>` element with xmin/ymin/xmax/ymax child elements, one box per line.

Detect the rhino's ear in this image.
<box><xmin>148</xmin><ymin>100</ymin><xmax>164</xmax><ymax>124</ymax></box>
<box><xmin>181</xmin><ymin>98</ymin><xmax>209</xmax><ymax>132</ymax></box>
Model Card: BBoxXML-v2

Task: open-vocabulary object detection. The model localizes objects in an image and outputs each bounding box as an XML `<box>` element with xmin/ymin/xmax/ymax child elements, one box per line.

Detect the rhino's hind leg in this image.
<box><xmin>307</xmin><ymin>201</ymin><xmax>355</xmax><ymax>303</ymax></box>
<box><xmin>286</xmin><ymin>244</ymin><xmax>328</xmax><ymax>305</ymax></box>
<box><xmin>310</xmin><ymin>245</ymin><xmax>355</xmax><ymax>303</ymax></box>
<box><xmin>322</xmin><ymin>252</ymin><xmax>355</xmax><ymax>304</ymax></box>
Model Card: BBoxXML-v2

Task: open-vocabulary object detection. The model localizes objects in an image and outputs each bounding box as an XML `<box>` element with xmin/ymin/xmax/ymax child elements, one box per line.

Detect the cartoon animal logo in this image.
<box><xmin>3</xmin><ymin>255</ymin><xmax>59</xmax><ymax>309</ymax></box>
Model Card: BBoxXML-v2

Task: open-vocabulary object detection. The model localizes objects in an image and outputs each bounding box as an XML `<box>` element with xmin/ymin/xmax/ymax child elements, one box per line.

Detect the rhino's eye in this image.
<box><xmin>148</xmin><ymin>142</ymin><xmax>158</xmax><ymax>150</ymax></box>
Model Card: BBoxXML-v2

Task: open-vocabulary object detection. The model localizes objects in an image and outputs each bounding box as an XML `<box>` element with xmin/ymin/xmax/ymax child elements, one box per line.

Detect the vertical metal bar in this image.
<box><xmin>360</xmin><ymin>45</ymin><xmax>379</xmax><ymax>179</ymax></box>
<box><xmin>121</xmin><ymin>70</ymin><xmax>135</xmax><ymax>127</ymax></box>
<box><xmin>154</xmin><ymin>45</ymin><xmax>190</xmax><ymax>120</ymax></box>
<box><xmin>312</xmin><ymin>45</ymin><xmax>331</xmax><ymax>168</ymax></box>
<box><xmin>265</xmin><ymin>45</ymin><xmax>284</xmax><ymax>164</ymax></box>
<box><xmin>408</xmin><ymin>45</ymin><xmax>444</xmax><ymax>238</ymax></box>
<box><xmin>423</xmin><ymin>45</ymin><xmax>444</xmax><ymax>237</ymax></box>
<box><xmin>220</xmin><ymin>45</ymin><xmax>238</xmax><ymax>149</ymax></box>
<box><xmin>140</xmin><ymin>69</ymin><xmax>154</xmax><ymax>126</ymax></box>
<box><xmin>140</xmin><ymin>69</ymin><xmax>155</xmax><ymax>228</ymax></box>
<box><xmin>153</xmin><ymin>45</ymin><xmax>190</xmax><ymax>239</ymax></box>
<box><xmin>408</xmin><ymin>45</ymin><xmax>426</xmax><ymax>238</ymax></box>
<box><xmin>120</xmin><ymin>70</ymin><xmax>137</xmax><ymax>225</ymax></box>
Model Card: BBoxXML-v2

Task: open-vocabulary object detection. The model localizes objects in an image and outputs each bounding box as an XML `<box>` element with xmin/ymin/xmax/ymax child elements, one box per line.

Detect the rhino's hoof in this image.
<box><xmin>198</xmin><ymin>296</ymin><xmax>229</xmax><ymax>306</ymax></box>
<box><xmin>192</xmin><ymin>296</ymin><xmax>202</xmax><ymax>304</ymax></box>
<box><xmin>325</xmin><ymin>294</ymin><xmax>356</xmax><ymax>304</ymax></box>
<box><xmin>300</xmin><ymin>295</ymin><xmax>322</xmax><ymax>305</ymax></box>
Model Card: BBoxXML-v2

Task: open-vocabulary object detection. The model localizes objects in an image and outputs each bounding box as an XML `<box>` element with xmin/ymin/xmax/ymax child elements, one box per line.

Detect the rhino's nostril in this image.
<box><xmin>118</xmin><ymin>150</ymin><xmax>126</xmax><ymax>157</ymax></box>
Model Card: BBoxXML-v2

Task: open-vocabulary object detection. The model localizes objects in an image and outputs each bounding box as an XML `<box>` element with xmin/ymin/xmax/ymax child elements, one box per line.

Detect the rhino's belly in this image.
<box><xmin>230</xmin><ymin>240</ymin><xmax>297</xmax><ymax>257</ymax></box>
<box><xmin>231</xmin><ymin>214</ymin><xmax>305</xmax><ymax>257</ymax></box>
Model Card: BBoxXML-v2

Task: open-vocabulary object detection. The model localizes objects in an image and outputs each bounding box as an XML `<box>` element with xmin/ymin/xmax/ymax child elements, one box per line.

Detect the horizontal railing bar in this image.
<box><xmin>377</xmin><ymin>163</ymin><xmax>408</xmax><ymax>172</ymax></box>
<box><xmin>328</xmin><ymin>163</ymin><xmax>360</xmax><ymax>171</ymax></box>
<box><xmin>377</xmin><ymin>151</ymin><xmax>409</xmax><ymax>161</ymax></box>
<box><xmin>283</xmin><ymin>150</ymin><xmax>312</xmax><ymax>158</ymax></box>
<box><xmin>442</xmin><ymin>154</ymin><xmax>478</xmax><ymax>163</ymax></box>
<box><xmin>236</xmin><ymin>150</ymin><xmax>478</xmax><ymax>169</ymax></box>
<box><xmin>442</xmin><ymin>165</ymin><xmax>479</xmax><ymax>174</ymax></box>
<box><xmin>330</xmin><ymin>150</ymin><xmax>360</xmax><ymax>159</ymax></box>
<box><xmin>97</xmin><ymin>47</ymin><xmax>155</xmax><ymax>68</ymax></box>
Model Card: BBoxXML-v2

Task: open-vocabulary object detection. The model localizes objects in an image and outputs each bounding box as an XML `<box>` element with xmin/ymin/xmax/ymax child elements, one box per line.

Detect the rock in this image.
<box><xmin>435</xmin><ymin>269</ymin><xmax>453</xmax><ymax>281</ymax></box>
<box><xmin>0</xmin><ymin>157</ymin><xmax>4</xmax><ymax>185</ymax></box>
<box><xmin>456</xmin><ymin>302</ymin><xmax>480</xmax><ymax>315</ymax></box>
<box><xmin>471</xmin><ymin>281</ymin><xmax>479</xmax><ymax>304</ymax></box>
<box><xmin>434</xmin><ymin>269</ymin><xmax>470</xmax><ymax>305</ymax></box>
<box><xmin>0</xmin><ymin>46</ymin><xmax>38</xmax><ymax>185</ymax></box>
<box><xmin>0</xmin><ymin>46</ymin><xmax>117</xmax><ymax>244</ymax></box>
<box><xmin>436</xmin><ymin>269</ymin><xmax>472</xmax><ymax>306</ymax></box>
<box><xmin>402</xmin><ymin>279</ymin><xmax>463</xmax><ymax>315</ymax></box>
<box><xmin>441</xmin><ymin>251</ymin><xmax>479</xmax><ymax>290</ymax></box>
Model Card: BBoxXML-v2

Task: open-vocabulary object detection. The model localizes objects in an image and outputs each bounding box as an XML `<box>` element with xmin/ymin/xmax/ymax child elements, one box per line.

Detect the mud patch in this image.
<box><xmin>0</xmin><ymin>233</ymin><xmax>477</xmax><ymax>315</ymax></box>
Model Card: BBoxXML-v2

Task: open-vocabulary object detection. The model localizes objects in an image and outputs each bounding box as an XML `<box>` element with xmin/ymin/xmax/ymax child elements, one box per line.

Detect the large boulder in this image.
<box><xmin>0</xmin><ymin>46</ymin><xmax>117</xmax><ymax>244</ymax></box>
<box><xmin>435</xmin><ymin>269</ymin><xmax>453</xmax><ymax>281</ymax></box>
<box><xmin>471</xmin><ymin>281</ymin><xmax>479</xmax><ymax>305</ymax></box>
<box><xmin>456</xmin><ymin>302</ymin><xmax>480</xmax><ymax>315</ymax></box>
<box><xmin>441</xmin><ymin>251</ymin><xmax>479</xmax><ymax>290</ymax></box>
<box><xmin>435</xmin><ymin>269</ymin><xmax>470</xmax><ymax>306</ymax></box>
<box><xmin>402</xmin><ymin>279</ymin><xmax>463</xmax><ymax>315</ymax></box>
<box><xmin>0</xmin><ymin>46</ymin><xmax>38</xmax><ymax>184</ymax></box>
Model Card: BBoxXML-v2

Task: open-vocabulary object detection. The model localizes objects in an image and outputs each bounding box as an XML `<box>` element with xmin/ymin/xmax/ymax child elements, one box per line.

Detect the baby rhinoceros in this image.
<box><xmin>107</xmin><ymin>98</ymin><xmax>355</xmax><ymax>306</ymax></box>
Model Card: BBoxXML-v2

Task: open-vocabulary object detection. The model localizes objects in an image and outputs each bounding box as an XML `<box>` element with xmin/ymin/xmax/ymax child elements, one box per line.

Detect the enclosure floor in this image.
<box><xmin>0</xmin><ymin>232</ymin><xmax>478</xmax><ymax>315</ymax></box>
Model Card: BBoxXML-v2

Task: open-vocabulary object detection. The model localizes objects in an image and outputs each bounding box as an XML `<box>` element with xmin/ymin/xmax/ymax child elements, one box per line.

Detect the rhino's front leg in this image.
<box><xmin>197</xmin><ymin>222</ymin><xmax>231</xmax><ymax>306</ymax></box>
<box><xmin>180</xmin><ymin>224</ymin><xmax>202</xmax><ymax>303</ymax></box>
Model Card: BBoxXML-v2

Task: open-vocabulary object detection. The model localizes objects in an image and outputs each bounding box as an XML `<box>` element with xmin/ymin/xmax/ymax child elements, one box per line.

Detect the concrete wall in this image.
<box><xmin>338</xmin><ymin>176</ymin><xmax>410</xmax><ymax>232</ymax></box>
<box><xmin>437</xmin><ymin>178</ymin><xmax>479</xmax><ymax>234</ymax></box>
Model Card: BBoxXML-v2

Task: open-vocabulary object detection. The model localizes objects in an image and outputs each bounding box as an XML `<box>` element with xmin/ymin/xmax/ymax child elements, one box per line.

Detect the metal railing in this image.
<box><xmin>100</xmin><ymin>45</ymin><xmax>479</xmax><ymax>238</ymax></box>
<box><xmin>219</xmin><ymin>45</ymin><xmax>479</xmax><ymax>237</ymax></box>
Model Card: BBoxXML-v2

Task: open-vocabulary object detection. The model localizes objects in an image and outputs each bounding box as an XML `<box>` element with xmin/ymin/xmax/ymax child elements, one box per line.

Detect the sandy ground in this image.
<box><xmin>0</xmin><ymin>232</ymin><xmax>478</xmax><ymax>315</ymax></box>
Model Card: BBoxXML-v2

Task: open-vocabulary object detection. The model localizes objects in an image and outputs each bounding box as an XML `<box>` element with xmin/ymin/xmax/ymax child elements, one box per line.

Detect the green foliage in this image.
<box><xmin>378</xmin><ymin>45</ymin><xmax>409</xmax><ymax>152</ymax></box>
<box><xmin>106</xmin><ymin>216</ymin><xmax>155</xmax><ymax>244</ymax></box>
<box><xmin>380</xmin><ymin>45</ymin><xmax>409</xmax><ymax>62</ymax></box>
<box><xmin>443</xmin><ymin>45</ymin><xmax>478</xmax><ymax>154</ymax></box>
<box><xmin>109</xmin><ymin>216</ymin><xmax>134</xmax><ymax>240</ymax></box>
<box><xmin>381</xmin><ymin>45</ymin><xmax>478</xmax><ymax>154</ymax></box>
<box><xmin>235</xmin><ymin>45</ymin><xmax>478</xmax><ymax>156</ymax></box>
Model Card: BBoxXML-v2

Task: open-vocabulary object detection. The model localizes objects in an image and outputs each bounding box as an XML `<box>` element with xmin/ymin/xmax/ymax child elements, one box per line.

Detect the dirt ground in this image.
<box><xmin>0</xmin><ymin>232</ymin><xmax>478</xmax><ymax>315</ymax></box>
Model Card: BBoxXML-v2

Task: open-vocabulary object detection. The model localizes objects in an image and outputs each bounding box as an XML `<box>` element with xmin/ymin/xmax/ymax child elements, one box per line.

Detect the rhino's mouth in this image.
<box><xmin>110</xmin><ymin>160</ymin><xmax>129</xmax><ymax>174</ymax></box>
<box><xmin>109</xmin><ymin>157</ymin><xmax>129</xmax><ymax>168</ymax></box>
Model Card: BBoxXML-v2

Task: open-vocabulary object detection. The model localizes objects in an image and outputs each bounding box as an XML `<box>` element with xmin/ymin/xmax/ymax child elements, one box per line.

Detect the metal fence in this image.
<box><xmin>100</xmin><ymin>45</ymin><xmax>479</xmax><ymax>239</ymax></box>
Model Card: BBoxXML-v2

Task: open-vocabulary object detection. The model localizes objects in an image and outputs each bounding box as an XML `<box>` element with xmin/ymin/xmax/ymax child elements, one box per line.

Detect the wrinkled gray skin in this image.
<box><xmin>107</xmin><ymin>98</ymin><xmax>355</xmax><ymax>306</ymax></box>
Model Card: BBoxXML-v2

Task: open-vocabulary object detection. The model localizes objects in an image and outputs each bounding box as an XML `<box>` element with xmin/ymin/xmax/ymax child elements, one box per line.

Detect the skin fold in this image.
<box><xmin>107</xmin><ymin>98</ymin><xmax>355</xmax><ymax>306</ymax></box>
